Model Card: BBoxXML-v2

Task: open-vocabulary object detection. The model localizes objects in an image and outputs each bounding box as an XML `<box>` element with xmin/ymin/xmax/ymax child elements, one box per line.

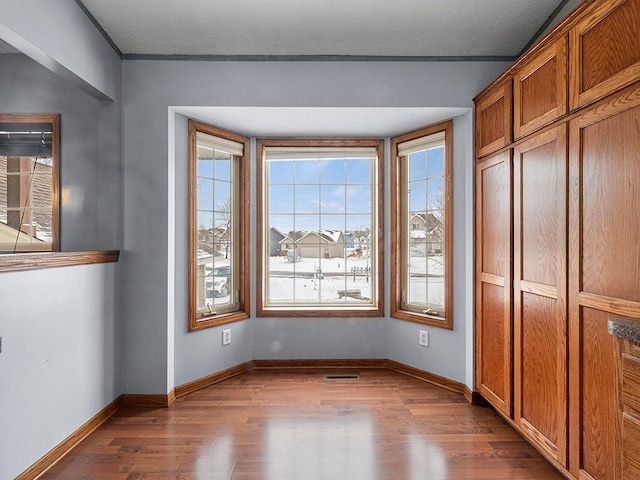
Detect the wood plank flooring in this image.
<box><xmin>39</xmin><ymin>368</ymin><xmax>564</xmax><ymax>479</ymax></box>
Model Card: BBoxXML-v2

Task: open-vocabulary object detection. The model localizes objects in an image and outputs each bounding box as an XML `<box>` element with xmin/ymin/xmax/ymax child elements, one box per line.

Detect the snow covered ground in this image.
<box><xmin>201</xmin><ymin>253</ymin><xmax>444</xmax><ymax>309</ymax></box>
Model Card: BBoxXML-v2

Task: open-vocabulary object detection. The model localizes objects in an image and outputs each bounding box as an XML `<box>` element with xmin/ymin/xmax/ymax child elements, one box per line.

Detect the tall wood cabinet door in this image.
<box><xmin>568</xmin><ymin>84</ymin><xmax>640</xmax><ymax>480</ymax></box>
<box><xmin>569</xmin><ymin>0</ymin><xmax>640</xmax><ymax>111</ymax></box>
<box><xmin>475</xmin><ymin>151</ymin><xmax>513</xmax><ymax>417</ymax></box>
<box><xmin>513</xmin><ymin>125</ymin><xmax>568</xmax><ymax>467</ymax></box>
<box><xmin>514</xmin><ymin>36</ymin><xmax>567</xmax><ymax>139</ymax></box>
<box><xmin>476</xmin><ymin>80</ymin><xmax>513</xmax><ymax>158</ymax></box>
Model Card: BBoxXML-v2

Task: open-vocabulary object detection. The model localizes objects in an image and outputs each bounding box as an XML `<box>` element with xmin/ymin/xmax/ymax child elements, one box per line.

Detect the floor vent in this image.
<box><xmin>324</xmin><ymin>374</ymin><xmax>360</xmax><ymax>381</ymax></box>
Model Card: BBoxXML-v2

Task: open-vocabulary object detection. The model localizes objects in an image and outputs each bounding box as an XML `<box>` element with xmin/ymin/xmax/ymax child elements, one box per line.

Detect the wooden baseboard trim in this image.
<box><xmin>16</xmin><ymin>395</ymin><xmax>123</xmax><ymax>480</ymax></box>
<box><xmin>175</xmin><ymin>361</ymin><xmax>255</xmax><ymax>398</ymax></box>
<box><xmin>387</xmin><ymin>360</ymin><xmax>466</xmax><ymax>395</ymax></box>
<box><xmin>252</xmin><ymin>358</ymin><xmax>388</xmax><ymax>369</ymax></box>
<box><xmin>464</xmin><ymin>386</ymin><xmax>489</xmax><ymax>405</ymax></box>
<box><xmin>122</xmin><ymin>391</ymin><xmax>175</xmax><ymax>408</ymax></box>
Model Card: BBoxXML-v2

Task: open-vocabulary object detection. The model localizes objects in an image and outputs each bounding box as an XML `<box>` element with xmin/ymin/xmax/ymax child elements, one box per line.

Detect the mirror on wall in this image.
<box><xmin>0</xmin><ymin>114</ymin><xmax>59</xmax><ymax>253</ymax></box>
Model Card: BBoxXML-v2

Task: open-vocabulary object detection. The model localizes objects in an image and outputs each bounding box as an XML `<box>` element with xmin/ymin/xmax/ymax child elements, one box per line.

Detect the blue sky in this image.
<box><xmin>196</xmin><ymin>147</ymin><xmax>444</xmax><ymax>232</ymax></box>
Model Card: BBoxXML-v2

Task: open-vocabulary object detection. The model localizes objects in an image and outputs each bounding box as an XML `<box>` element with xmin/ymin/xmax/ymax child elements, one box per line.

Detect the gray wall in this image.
<box><xmin>0</xmin><ymin>54</ymin><xmax>121</xmax><ymax>251</ymax></box>
<box><xmin>0</xmin><ymin>1</ymin><xmax>123</xmax><ymax>476</ymax></box>
<box><xmin>0</xmin><ymin>52</ymin><xmax>122</xmax><ymax>479</ymax></box>
<box><xmin>123</xmin><ymin>59</ymin><xmax>511</xmax><ymax>393</ymax></box>
<box><xmin>0</xmin><ymin>263</ymin><xmax>120</xmax><ymax>480</ymax></box>
<box><xmin>0</xmin><ymin>0</ymin><xmax>121</xmax><ymax>100</ymax></box>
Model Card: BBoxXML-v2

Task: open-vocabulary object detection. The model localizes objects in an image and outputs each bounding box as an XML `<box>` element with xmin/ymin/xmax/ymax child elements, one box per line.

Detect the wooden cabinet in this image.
<box><xmin>513</xmin><ymin>125</ymin><xmax>568</xmax><ymax>467</ymax></box>
<box><xmin>475</xmin><ymin>1</ymin><xmax>640</xmax><ymax>478</ymax></box>
<box><xmin>568</xmin><ymin>83</ymin><xmax>640</xmax><ymax>480</ymax></box>
<box><xmin>569</xmin><ymin>0</ymin><xmax>640</xmax><ymax>110</ymax></box>
<box><xmin>475</xmin><ymin>79</ymin><xmax>512</xmax><ymax>158</ymax></box>
<box><xmin>475</xmin><ymin>151</ymin><xmax>512</xmax><ymax>417</ymax></box>
<box><xmin>513</xmin><ymin>36</ymin><xmax>567</xmax><ymax>139</ymax></box>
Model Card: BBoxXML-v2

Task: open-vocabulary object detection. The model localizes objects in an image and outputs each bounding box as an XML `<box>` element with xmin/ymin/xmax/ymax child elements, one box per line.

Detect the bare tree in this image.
<box><xmin>216</xmin><ymin>198</ymin><xmax>232</xmax><ymax>259</ymax></box>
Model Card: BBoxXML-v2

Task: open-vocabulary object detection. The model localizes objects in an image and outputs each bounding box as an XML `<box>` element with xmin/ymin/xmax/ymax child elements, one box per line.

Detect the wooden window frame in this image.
<box><xmin>188</xmin><ymin>120</ymin><xmax>250</xmax><ymax>331</ymax></box>
<box><xmin>256</xmin><ymin>138</ymin><xmax>384</xmax><ymax>317</ymax></box>
<box><xmin>391</xmin><ymin>120</ymin><xmax>454</xmax><ymax>329</ymax></box>
<box><xmin>0</xmin><ymin>113</ymin><xmax>60</xmax><ymax>253</ymax></box>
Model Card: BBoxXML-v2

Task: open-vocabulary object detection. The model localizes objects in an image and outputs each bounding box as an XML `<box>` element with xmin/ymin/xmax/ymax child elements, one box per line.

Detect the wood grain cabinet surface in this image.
<box><xmin>475</xmin><ymin>150</ymin><xmax>513</xmax><ymax>417</ymax></box>
<box><xmin>475</xmin><ymin>80</ymin><xmax>512</xmax><ymax>158</ymax></box>
<box><xmin>569</xmin><ymin>0</ymin><xmax>640</xmax><ymax>110</ymax></box>
<box><xmin>474</xmin><ymin>0</ymin><xmax>640</xmax><ymax>478</ymax></box>
<box><xmin>513</xmin><ymin>36</ymin><xmax>567</xmax><ymax>139</ymax></box>
<box><xmin>513</xmin><ymin>124</ymin><xmax>568</xmax><ymax>467</ymax></box>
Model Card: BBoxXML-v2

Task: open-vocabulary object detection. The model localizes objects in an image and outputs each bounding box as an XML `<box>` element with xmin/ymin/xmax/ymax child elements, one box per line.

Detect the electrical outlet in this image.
<box><xmin>419</xmin><ymin>330</ymin><xmax>429</xmax><ymax>347</ymax></box>
<box><xmin>222</xmin><ymin>329</ymin><xmax>231</xmax><ymax>346</ymax></box>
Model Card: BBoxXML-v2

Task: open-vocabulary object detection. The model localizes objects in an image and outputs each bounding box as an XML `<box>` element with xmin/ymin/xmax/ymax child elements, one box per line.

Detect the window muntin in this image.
<box><xmin>391</xmin><ymin>121</ymin><xmax>453</xmax><ymax>329</ymax></box>
<box><xmin>0</xmin><ymin>114</ymin><xmax>59</xmax><ymax>253</ymax></box>
<box><xmin>189</xmin><ymin>121</ymin><xmax>249</xmax><ymax>330</ymax></box>
<box><xmin>258</xmin><ymin>140</ymin><xmax>383</xmax><ymax>316</ymax></box>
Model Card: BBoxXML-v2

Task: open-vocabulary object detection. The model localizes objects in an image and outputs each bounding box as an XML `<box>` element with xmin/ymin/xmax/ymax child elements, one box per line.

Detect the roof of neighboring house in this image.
<box><xmin>280</xmin><ymin>230</ymin><xmax>307</xmax><ymax>243</ymax></box>
<box><xmin>270</xmin><ymin>226</ymin><xmax>286</xmax><ymax>239</ymax></box>
<box><xmin>410</xmin><ymin>212</ymin><xmax>442</xmax><ymax>232</ymax></box>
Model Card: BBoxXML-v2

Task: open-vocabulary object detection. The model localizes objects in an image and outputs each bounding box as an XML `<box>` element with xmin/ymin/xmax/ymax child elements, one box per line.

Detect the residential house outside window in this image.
<box><xmin>257</xmin><ymin>139</ymin><xmax>384</xmax><ymax>317</ymax></box>
<box><xmin>391</xmin><ymin>121</ymin><xmax>453</xmax><ymax>329</ymax></box>
<box><xmin>0</xmin><ymin>114</ymin><xmax>59</xmax><ymax>253</ymax></box>
<box><xmin>188</xmin><ymin>120</ymin><xmax>250</xmax><ymax>331</ymax></box>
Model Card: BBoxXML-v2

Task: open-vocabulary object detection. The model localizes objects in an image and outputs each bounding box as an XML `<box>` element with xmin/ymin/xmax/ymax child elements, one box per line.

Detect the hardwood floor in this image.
<box><xmin>40</xmin><ymin>368</ymin><xmax>564</xmax><ymax>479</ymax></box>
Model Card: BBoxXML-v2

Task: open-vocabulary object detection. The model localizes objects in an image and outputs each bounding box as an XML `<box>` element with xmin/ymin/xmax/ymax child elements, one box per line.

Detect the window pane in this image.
<box><xmin>269</xmin><ymin>160</ymin><xmax>294</xmax><ymax>184</ymax></box>
<box><xmin>270</xmin><ymin>185</ymin><xmax>293</xmax><ymax>213</ymax></box>
<box><xmin>321</xmin><ymin>158</ymin><xmax>345</xmax><ymax>184</ymax></box>
<box><xmin>346</xmin><ymin>185</ymin><xmax>370</xmax><ymax>213</ymax></box>
<box><xmin>295</xmin><ymin>159</ymin><xmax>319</xmax><ymax>184</ymax></box>
<box><xmin>190</xmin><ymin>121</ymin><xmax>248</xmax><ymax>329</ymax></box>
<box><xmin>346</xmin><ymin>158</ymin><xmax>370</xmax><ymax>184</ymax></box>
<box><xmin>409</xmin><ymin>151</ymin><xmax>426</xmax><ymax>180</ymax></box>
<box><xmin>392</xmin><ymin>121</ymin><xmax>451</xmax><ymax>328</ymax></box>
<box><xmin>214</xmin><ymin>150</ymin><xmax>231</xmax><ymax>181</ymax></box>
<box><xmin>214</xmin><ymin>180</ymin><xmax>231</xmax><ymax>212</ymax></box>
<box><xmin>197</xmin><ymin>177</ymin><xmax>214</xmax><ymax>211</ymax></box>
<box><xmin>320</xmin><ymin>185</ymin><xmax>345</xmax><ymax>213</ymax></box>
<box><xmin>261</xmin><ymin>143</ymin><xmax>380</xmax><ymax>312</ymax></box>
<box><xmin>198</xmin><ymin>158</ymin><xmax>213</xmax><ymax>179</ymax></box>
<box><xmin>295</xmin><ymin>185</ymin><xmax>319</xmax><ymax>214</ymax></box>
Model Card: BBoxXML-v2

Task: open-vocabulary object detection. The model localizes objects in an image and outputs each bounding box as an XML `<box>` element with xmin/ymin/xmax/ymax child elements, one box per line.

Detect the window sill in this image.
<box><xmin>0</xmin><ymin>250</ymin><xmax>120</xmax><ymax>273</ymax></box>
<box><xmin>257</xmin><ymin>306</ymin><xmax>384</xmax><ymax>318</ymax></box>
<box><xmin>391</xmin><ymin>309</ymin><xmax>453</xmax><ymax>330</ymax></box>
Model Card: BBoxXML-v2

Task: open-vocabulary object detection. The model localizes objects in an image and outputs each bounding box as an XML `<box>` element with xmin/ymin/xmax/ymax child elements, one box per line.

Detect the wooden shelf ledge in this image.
<box><xmin>0</xmin><ymin>250</ymin><xmax>120</xmax><ymax>273</ymax></box>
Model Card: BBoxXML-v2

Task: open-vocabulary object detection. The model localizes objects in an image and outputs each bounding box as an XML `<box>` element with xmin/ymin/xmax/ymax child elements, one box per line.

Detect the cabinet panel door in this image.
<box><xmin>513</xmin><ymin>125</ymin><xmax>568</xmax><ymax>466</ymax></box>
<box><xmin>475</xmin><ymin>151</ymin><xmax>512</xmax><ymax>416</ymax></box>
<box><xmin>476</xmin><ymin>80</ymin><xmax>513</xmax><ymax>158</ymax></box>
<box><xmin>568</xmin><ymin>84</ymin><xmax>640</xmax><ymax>480</ymax></box>
<box><xmin>569</xmin><ymin>0</ymin><xmax>640</xmax><ymax>110</ymax></box>
<box><xmin>514</xmin><ymin>36</ymin><xmax>568</xmax><ymax>139</ymax></box>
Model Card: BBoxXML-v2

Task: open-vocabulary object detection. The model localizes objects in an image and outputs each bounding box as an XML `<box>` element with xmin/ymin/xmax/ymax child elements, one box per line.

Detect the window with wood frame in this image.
<box><xmin>0</xmin><ymin>114</ymin><xmax>59</xmax><ymax>253</ymax></box>
<box><xmin>391</xmin><ymin>121</ymin><xmax>453</xmax><ymax>329</ymax></box>
<box><xmin>188</xmin><ymin>120</ymin><xmax>250</xmax><ymax>331</ymax></box>
<box><xmin>257</xmin><ymin>139</ymin><xmax>384</xmax><ymax>317</ymax></box>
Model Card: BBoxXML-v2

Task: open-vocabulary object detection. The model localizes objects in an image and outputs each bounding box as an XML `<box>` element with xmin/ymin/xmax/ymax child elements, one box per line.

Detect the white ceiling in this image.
<box><xmin>174</xmin><ymin>106</ymin><xmax>470</xmax><ymax>138</ymax></box>
<box><xmin>80</xmin><ymin>0</ymin><xmax>563</xmax><ymax>57</ymax></box>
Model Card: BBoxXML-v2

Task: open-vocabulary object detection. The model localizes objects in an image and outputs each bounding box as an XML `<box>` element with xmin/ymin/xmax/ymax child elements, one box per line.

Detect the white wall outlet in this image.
<box><xmin>419</xmin><ymin>330</ymin><xmax>429</xmax><ymax>347</ymax></box>
<box><xmin>222</xmin><ymin>329</ymin><xmax>231</xmax><ymax>346</ymax></box>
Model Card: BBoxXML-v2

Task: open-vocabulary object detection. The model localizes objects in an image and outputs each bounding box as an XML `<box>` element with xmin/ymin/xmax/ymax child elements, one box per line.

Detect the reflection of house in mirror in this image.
<box><xmin>0</xmin><ymin>155</ymin><xmax>53</xmax><ymax>252</ymax></box>
<box><xmin>409</xmin><ymin>212</ymin><xmax>443</xmax><ymax>255</ymax></box>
